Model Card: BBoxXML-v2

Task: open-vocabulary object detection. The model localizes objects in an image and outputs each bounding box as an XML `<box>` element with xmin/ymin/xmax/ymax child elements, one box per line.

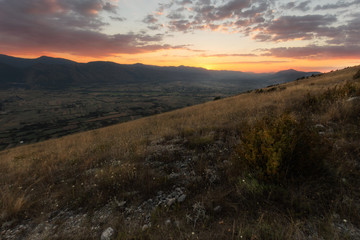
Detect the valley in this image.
<box><xmin>0</xmin><ymin>54</ymin><xmax>319</xmax><ymax>150</ymax></box>
<box><xmin>0</xmin><ymin>86</ymin><xmax>224</xmax><ymax>150</ymax></box>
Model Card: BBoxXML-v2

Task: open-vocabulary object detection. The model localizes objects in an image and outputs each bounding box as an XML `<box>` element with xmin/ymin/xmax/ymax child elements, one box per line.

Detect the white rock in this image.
<box><xmin>315</xmin><ymin>124</ymin><xmax>325</xmax><ymax>129</ymax></box>
<box><xmin>142</xmin><ymin>224</ymin><xmax>149</xmax><ymax>231</ymax></box>
<box><xmin>347</xmin><ymin>96</ymin><xmax>360</xmax><ymax>102</ymax></box>
<box><xmin>115</xmin><ymin>200</ymin><xmax>126</xmax><ymax>208</ymax></box>
<box><xmin>101</xmin><ymin>227</ymin><xmax>114</xmax><ymax>240</ymax></box>
<box><xmin>167</xmin><ymin>198</ymin><xmax>176</xmax><ymax>206</ymax></box>
<box><xmin>214</xmin><ymin>206</ymin><xmax>222</xmax><ymax>212</ymax></box>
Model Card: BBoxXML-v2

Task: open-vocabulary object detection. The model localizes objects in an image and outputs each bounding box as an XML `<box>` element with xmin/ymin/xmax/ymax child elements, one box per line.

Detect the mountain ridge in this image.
<box><xmin>0</xmin><ymin>54</ymin><xmax>320</xmax><ymax>89</ymax></box>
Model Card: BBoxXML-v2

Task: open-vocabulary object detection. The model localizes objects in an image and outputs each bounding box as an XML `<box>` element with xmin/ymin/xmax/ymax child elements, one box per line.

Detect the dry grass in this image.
<box><xmin>1</xmin><ymin>66</ymin><xmax>360</xmax><ymax>239</ymax></box>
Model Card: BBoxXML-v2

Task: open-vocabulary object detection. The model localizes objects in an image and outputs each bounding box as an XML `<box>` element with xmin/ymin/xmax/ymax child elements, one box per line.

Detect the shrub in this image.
<box><xmin>303</xmin><ymin>82</ymin><xmax>359</xmax><ymax>113</ymax></box>
<box><xmin>233</xmin><ymin>114</ymin><xmax>328</xmax><ymax>182</ymax></box>
<box><xmin>353</xmin><ymin>69</ymin><xmax>360</xmax><ymax>80</ymax></box>
<box><xmin>213</xmin><ymin>96</ymin><xmax>221</xmax><ymax>101</ymax></box>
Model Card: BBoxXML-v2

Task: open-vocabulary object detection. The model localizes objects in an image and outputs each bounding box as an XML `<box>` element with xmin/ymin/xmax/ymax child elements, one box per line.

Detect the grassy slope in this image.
<box><xmin>1</xmin><ymin>66</ymin><xmax>360</xmax><ymax>239</ymax></box>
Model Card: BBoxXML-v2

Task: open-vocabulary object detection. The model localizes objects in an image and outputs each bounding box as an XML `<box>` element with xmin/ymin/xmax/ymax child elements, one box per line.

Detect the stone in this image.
<box><xmin>314</xmin><ymin>124</ymin><xmax>325</xmax><ymax>129</ymax></box>
<box><xmin>177</xmin><ymin>194</ymin><xmax>186</xmax><ymax>203</ymax></box>
<box><xmin>165</xmin><ymin>219</ymin><xmax>171</xmax><ymax>226</ymax></box>
<box><xmin>167</xmin><ymin>198</ymin><xmax>177</xmax><ymax>207</ymax></box>
<box><xmin>213</xmin><ymin>206</ymin><xmax>222</xmax><ymax>213</ymax></box>
<box><xmin>101</xmin><ymin>227</ymin><xmax>114</xmax><ymax>240</ymax></box>
<box><xmin>116</xmin><ymin>200</ymin><xmax>126</xmax><ymax>208</ymax></box>
<box><xmin>169</xmin><ymin>172</ymin><xmax>180</xmax><ymax>179</ymax></box>
<box><xmin>347</xmin><ymin>96</ymin><xmax>360</xmax><ymax>102</ymax></box>
<box><xmin>142</xmin><ymin>224</ymin><xmax>150</xmax><ymax>231</ymax></box>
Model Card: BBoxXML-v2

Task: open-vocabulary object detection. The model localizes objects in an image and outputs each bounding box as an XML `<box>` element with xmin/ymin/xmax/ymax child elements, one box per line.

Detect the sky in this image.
<box><xmin>1</xmin><ymin>0</ymin><xmax>360</xmax><ymax>72</ymax></box>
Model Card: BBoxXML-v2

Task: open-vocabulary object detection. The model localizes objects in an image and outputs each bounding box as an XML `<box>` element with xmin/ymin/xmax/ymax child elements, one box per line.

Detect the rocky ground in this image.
<box><xmin>1</xmin><ymin>135</ymin><xmax>232</xmax><ymax>239</ymax></box>
<box><xmin>3</xmin><ymin>131</ymin><xmax>360</xmax><ymax>240</ymax></box>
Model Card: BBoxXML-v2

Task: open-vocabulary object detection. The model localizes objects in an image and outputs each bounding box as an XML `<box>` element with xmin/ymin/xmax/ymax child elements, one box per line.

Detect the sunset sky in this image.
<box><xmin>1</xmin><ymin>0</ymin><xmax>360</xmax><ymax>72</ymax></box>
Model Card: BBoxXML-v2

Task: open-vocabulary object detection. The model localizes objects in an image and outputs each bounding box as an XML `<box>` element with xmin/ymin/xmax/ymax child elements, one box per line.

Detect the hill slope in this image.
<box><xmin>1</xmin><ymin>66</ymin><xmax>360</xmax><ymax>239</ymax></box>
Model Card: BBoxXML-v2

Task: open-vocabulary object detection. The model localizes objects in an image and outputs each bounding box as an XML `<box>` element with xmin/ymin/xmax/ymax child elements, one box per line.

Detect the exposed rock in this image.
<box><xmin>213</xmin><ymin>206</ymin><xmax>222</xmax><ymax>213</ymax></box>
<box><xmin>315</xmin><ymin>124</ymin><xmax>325</xmax><ymax>129</ymax></box>
<box><xmin>205</xmin><ymin>168</ymin><xmax>219</xmax><ymax>183</ymax></box>
<box><xmin>114</xmin><ymin>199</ymin><xmax>126</xmax><ymax>208</ymax></box>
<box><xmin>169</xmin><ymin>172</ymin><xmax>181</xmax><ymax>179</ymax></box>
<box><xmin>101</xmin><ymin>227</ymin><xmax>114</xmax><ymax>240</ymax></box>
<box><xmin>167</xmin><ymin>198</ymin><xmax>177</xmax><ymax>207</ymax></box>
<box><xmin>347</xmin><ymin>96</ymin><xmax>360</xmax><ymax>102</ymax></box>
<box><xmin>142</xmin><ymin>224</ymin><xmax>150</xmax><ymax>232</ymax></box>
<box><xmin>165</xmin><ymin>219</ymin><xmax>171</xmax><ymax>226</ymax></box>
<box><xmin>177</xmin><ymin>194</ymin><xmax>187</xmax><ymax>203</ymax></box>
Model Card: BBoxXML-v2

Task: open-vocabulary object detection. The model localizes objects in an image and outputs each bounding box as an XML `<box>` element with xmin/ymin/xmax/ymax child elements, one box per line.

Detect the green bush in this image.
<box><xmin>233</xmin><ymin>114</ymin><xmax>327</xmax><ymax>182</ymax></box>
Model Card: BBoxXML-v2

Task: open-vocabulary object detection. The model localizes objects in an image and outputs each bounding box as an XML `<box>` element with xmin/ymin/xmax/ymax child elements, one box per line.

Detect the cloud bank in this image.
<box><xmin>143</xmin><ymin>0</ymin><xmax>360</xmax><ymax>59</ymax></box>
<box><xmin>0</xmin><ymin>0</ymin><xmax>183</xmax><ymax>56</ymax></box>
<box><xmin>1</xmin><ymin>0</ymin><xmax>360</xmax><ymax>61</ymax></box>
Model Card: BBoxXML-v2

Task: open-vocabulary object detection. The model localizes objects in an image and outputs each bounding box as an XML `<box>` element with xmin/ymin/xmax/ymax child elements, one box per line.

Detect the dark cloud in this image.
<box><xmin>0</xmin><ymin>0</ymin><xmax>183</xmax><ymax>56</ymax></box>
<box><xmin>191</xmin><ymin>0</ymin><xmax>254</xmax><ymax>22</ymax></box>
<box><xmin>156</xmin><ymin>0</ymin><xmax>270</xmax><ymax>32</ymax></box>
<box><xmin>156</xmin><ymin>2</ymin><xmax>174</xmax><ymax>14</ymax></box>
<box><xmin>140</xmin><ymin>0</ymin><xmax>360</xmax><ymax>61</ymax></box>
<box><xmin>136</xmin><ymin>33</ymin><xmax>164</xmax><ymax>42</ymax></box>
<box><xmin>143</xmin><ymin>14</ymin><xmax>158</xmax><ymax>24</ymax></box>
<box><xmin>214</xmin><ymin>0</ymin><xmax>253</xmax><ymax>20</ymax></box>
<box><xmin>282</xmin><ymin>2</ymin><xmax>295</xmax><ymax>9</ymax></box>
<box><xmin>167</xmin><ymin>12</ymin><xmax>185</xmax><ymax>19</ymax></box>
<box><xmin>169</xmin><ymin>20</ymin><xmax>192</xmax><ymax>31</ymax></box>
<box><xmin>314</xmin><ymin>0</ymin><xmax>360</xmax><ymax>10</ymax></box>
<box><xmin>110</xmin><ymin>16</ymin><xmax>126</xmax><ymax>21</ymax></box>
<box><xmin>263</xmin><ymin>45</ymin><xmax>360</xmax><ymax>59</ymax></box>
<box><xmin>254</xmin><ymin>15</ymin><xmax>337</xmax><ymax>41</ymax></box>
<box><xmin>260</xmin><ymin>14</ymin><xmax>360</xmax><ymax>59</ymax></box>
<box><xmin>294</xmin><ymin>1</ymin><xmax>311</xmax><ymax>11</ymax></box>
<box><xmin>176</xmin><ymin>0</ymin><xmax>192</xmax><ymax>5</ymax></box>
<box><xmin>343</xmin><ymin>17</ymin><xmax>360</xmax><ymax>45</ymax></box>
<box><xmin>102</xmin><ymin>2</ymin><xmax>118</xmax><ymax>13</ymax></box>
<box><xmin>282</xmin><ymin>1</ymin><xmax>310</xmax><ymax>11</ymax></box>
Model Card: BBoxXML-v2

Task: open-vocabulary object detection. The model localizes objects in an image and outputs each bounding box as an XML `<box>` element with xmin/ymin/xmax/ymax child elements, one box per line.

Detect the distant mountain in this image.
<box><xmin>0</xmin><ymin>54</ymin><xmax>76</xmax><ymax>68</ymax></box>
<box><xmin>0</xmin><ymin>54</ymin><xmax>320</xmax><ymax>90</ymax></box>
<box><xmin>267</xmin><ymin>69</ymin><xmax>318</xmax><ymax>84</ymax></box>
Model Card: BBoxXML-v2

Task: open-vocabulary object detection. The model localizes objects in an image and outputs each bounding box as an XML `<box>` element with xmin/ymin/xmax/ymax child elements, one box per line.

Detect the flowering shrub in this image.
<box><xmin>234</xmin><ymin>114</ymin><xmax>327</xmax><ymax>182</ymax></box>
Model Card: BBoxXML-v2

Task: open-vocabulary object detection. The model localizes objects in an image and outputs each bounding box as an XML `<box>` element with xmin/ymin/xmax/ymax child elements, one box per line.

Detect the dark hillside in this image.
<box><xmin>1</xmin><ymin>66</ymin><xmax>359</xmax><ymax>239</ymax></box>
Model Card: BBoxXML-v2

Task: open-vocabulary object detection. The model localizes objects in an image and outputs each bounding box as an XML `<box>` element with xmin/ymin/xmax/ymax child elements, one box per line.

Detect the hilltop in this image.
<box><xmin>1</xmin><ymin>66</ymin><xmax>360</xmax><ymax>239</ymax></box>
